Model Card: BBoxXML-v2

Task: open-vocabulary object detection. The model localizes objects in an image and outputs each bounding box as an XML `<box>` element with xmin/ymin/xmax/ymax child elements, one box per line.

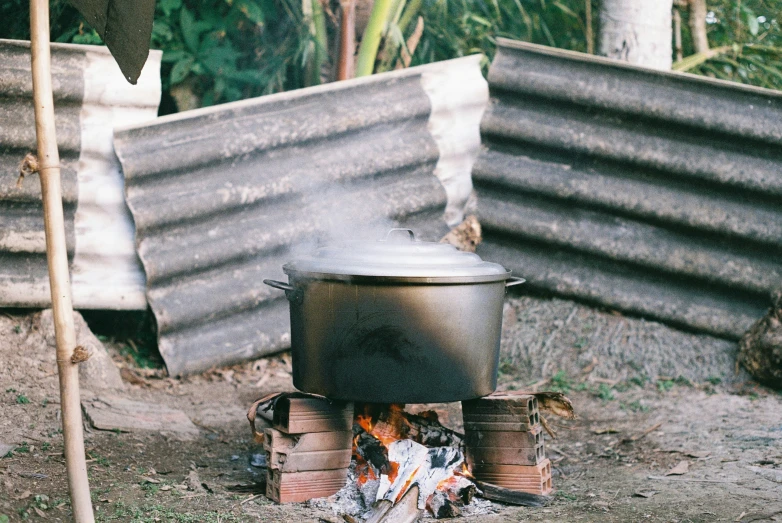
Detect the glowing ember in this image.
<box><xmin>351</xmin><ymin>404</ymin><xmax>474</xmax><ymax>515</ymax></box>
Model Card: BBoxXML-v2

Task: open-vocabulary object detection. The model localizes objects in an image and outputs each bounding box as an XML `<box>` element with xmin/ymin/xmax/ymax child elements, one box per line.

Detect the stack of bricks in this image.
<box><xmin>264</xmin><ymin>395</ymin><xmax>354</xmax><ymax>503</ymax></box>
<box><xmin>462</xmin><ymin>394</ymin><xmax>552</xmax><ymax>495</ymax></box>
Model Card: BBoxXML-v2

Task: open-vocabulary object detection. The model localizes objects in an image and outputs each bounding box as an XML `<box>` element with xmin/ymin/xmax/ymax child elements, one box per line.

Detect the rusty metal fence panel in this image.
<box><xmin>474</xmin><ymin>39</ymin><xmax>782</xmax><ymax>340</ymax></box>
<box><xmin>114</xmin><ymin>56</ymin><xmax>487</xmax><ymax>375</ymax></box>
<box><xmin>0</xmin><ymin>40</ymin><xmax>160</xmax><ymax>310</ymax></box>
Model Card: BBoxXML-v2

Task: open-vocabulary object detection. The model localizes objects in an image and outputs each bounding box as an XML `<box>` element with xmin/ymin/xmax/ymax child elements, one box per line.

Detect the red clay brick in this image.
<box><xmin>273</xmin><ymin>396</ymin><xmax>353</xmax><ymax>434</ymax></box>
<box><xmin>470</xmin><ymin>459</ymin><xmax>553</xmax><ymax>495</ymax></box>
<box><xmin>466</xmin><ymin>441</ymin><xmax>546</xmax><ymax>467</ymax></box>
<box><xmin>464</xmin><ymin>426</ymin><xmax>543</xmax><ymax>449</ymax></box>
<box><xmin>266</xmin><ymin>468</ymin><xmax>349</xmax><ymax>503</ymax></box>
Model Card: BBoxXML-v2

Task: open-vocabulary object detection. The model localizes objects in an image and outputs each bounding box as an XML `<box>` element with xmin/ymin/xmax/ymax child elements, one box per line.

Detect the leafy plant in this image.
<box><xmin>16</xmin><ymin>394</ymin><xmax>30</xmax><ymax>404</ymax></box>
<box><xmin>550</xmin><ymin>370</ymin><xmax>574</xmax><ymax>394</ymax></box>
<box><xmin>676</xmin><ymin>0</ymin><xmax>782</xmax><ymax>90</ymax></box>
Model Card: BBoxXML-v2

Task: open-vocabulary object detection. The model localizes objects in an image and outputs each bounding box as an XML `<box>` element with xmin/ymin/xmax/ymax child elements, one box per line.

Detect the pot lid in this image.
<box><xmin>283</xmin><ymin>228</ymin><xmax>510</xmax><ymax>281</ymax></box>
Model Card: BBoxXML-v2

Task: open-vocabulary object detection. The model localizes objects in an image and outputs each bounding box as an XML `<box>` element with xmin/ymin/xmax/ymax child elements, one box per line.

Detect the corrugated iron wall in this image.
<box><xmin>475</xmin><ymin>39</ymin><xmax>782</xmax><ymax>340</ymax></box>
<box><xmin>0</xmin><ymin>40</ymin><xmax>160</xmax><ymax>309</ymax></box>
<box><xmin>114</xmin><ymin>56</ymin><xmax>487</xmax><ymax>375</ymax></box>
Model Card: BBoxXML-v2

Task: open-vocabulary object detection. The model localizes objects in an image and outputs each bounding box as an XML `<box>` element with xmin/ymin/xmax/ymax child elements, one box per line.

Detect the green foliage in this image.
<box><xmin>150</xmin><ymin>0</ymin><xmax>325</xmax><ymax>109</ymax></box>
<box><xmin>410</xmin><ymin>0</ymin><xmax>593</xmax><ymax>73</ymax></box>
<box><xmin>622</xmin><ymin>399</ymin><xmax>649</xmax><ymax>412</ymax></box>
<box><xmin>550</xmin><ymin>370</ymin><xmax>574</xmax><ymax>394</ymax></box>
<box><xmin>16</xmin><ymin>394</ymin><xmax>30</xmax><ymax>404</ymax></box>
<box><xmin>594</xmin><ymin>383</ymin><xmax>615</xmax><ymax>401</ymax></box>
<box><xmin>677</xmin><ymin>0</ymin><xmax>782</xmax><ymax>90</ymax></box>
<box><xmin>1</xmin><ymin>0</ymin><xmax>780</xmax><ymax>115</ymax></box>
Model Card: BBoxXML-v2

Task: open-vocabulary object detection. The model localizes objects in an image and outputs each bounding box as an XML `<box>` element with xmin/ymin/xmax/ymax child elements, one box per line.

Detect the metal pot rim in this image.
<box><xmin>283</xmin><ymin>268</ymin><xmax>514</xmax><ymax>284</ymax></box>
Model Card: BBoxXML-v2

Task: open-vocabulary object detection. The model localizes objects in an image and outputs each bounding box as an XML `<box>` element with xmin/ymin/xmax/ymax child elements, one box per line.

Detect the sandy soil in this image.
<box><xmin>1</xmin><ymin>305</ymin><xmax>781</xmax><ymax>522</ymax></box>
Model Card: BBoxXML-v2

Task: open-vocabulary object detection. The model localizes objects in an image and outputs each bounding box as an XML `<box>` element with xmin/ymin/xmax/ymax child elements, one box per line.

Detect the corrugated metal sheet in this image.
<box><xmin>114</xmin><ymin>56</ymin><xmax>487</xmax><ymax>375</ymax></box>
<box><xmin>474</xmin><ymin>39</ymin><xmax>782</xmax><ymax>340</ymax></box>
<box><xmin>0</xmin><ymin>39</ymin><xmax>160</xmax><ymax>309</ymax></box>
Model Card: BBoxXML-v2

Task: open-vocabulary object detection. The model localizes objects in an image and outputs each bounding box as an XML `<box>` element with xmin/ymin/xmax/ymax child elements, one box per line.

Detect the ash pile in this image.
<box><xmin>247</xmin><ymin>391</ymin><xmax>572</xmax><ymax>521</ymax></box>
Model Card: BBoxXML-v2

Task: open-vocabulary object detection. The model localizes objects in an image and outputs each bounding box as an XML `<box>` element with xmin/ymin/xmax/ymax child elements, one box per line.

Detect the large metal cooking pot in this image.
<box><xmin>263</xmin><ymin>229</ymin><xmax>524</xmax><ymax>403</ymax></box>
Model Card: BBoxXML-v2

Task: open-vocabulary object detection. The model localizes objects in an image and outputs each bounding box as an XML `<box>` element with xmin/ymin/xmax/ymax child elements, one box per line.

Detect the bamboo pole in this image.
<box><xmin>337</xmin><ymin>0</ymin><xmax>356</xmax><ymax>79</ymax></box>
<box><xmin>29</xmin><ymin>1</ymin><xmax>95</xmax><ymax>521</ymax></box>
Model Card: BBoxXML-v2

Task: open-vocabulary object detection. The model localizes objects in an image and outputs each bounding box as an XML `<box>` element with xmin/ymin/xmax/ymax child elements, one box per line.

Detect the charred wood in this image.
<box><xmin>355</xmin><ymin>430</ymin><xmax>391</xmax><ymax>474</ymax></box>
<box><xmin>473</xmin><ymin>479</ymin><xmax>549</xmax><ymax>507</ymax></box>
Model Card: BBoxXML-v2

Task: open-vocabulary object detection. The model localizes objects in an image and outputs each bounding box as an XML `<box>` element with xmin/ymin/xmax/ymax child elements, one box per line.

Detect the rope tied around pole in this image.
<box><xmin>17</xmin><ymin>153</ymin><xmax>60</xmax><ymax>188</ymax></box>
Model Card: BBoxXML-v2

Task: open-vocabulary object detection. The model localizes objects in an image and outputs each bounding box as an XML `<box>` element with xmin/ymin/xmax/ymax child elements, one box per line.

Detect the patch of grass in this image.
<box><xmin>622</xmin><ymin>400</ymin><xmax>649</xmax><ymax>413</ymax></box>
<box><xmin>0</xmin><ymin>514</ymin><xmax>8</xmax><ymax>523</ymax></box>
<box><xmin>97</xmin><ymin>502</ymin><xmax>239</xmax><ymax>522</ymax></box>
<box><xmin>550</xmin><ymin>370</ymin><xmax>574</xmax><ymax>394</ymax></box>
<box><xmin>13</xmin><ymin>442</ymin><xmax>30</xmax><ymax>455</ymax></box>
<box><xmin>555</xmin><ymin>491</ymin><xmax>578</xmax><ymax>501</ymax></box>
<box><xmin>498</xmin><ymin>358</ymin><xmax>518</xmax><ymax>375</ymax></box>
<box><xmin>657</xmin><ymin>379</ymin><xmax>675</xmax><ymax>393</ymax></box>
<box><xmin>674</xmin><ymin>376</ymin><xmax>693</xmax><ymax>387</ymax></box>
<box><xmin>13</xmin><ymin>325</ymin><xmax>21</xmax><ymax>334</ymax></box>
<box><xmin>573</xmin><ymin>336</ymin><xmax>588</xmax><ymax>349</ymax></box>
<box><xmin>87</xmin><ymin>451</ymin><xmax>111</xmax><ymax>467</ymax></box>
<box><xmin>707</xmin><ymin>375</ymin><xmax>722</xmax><ymax>385</ymax></box>
<box><xmin>41</xmin><ymin>442</ymin><xmax>51</xmax><ymax>452</ymax></box>
<box><xmin>16</xmin><ymin>394</ymin><xmax>30</xmax><ymax>404</ymax></box>
<box><xmin>627</xmin><ymin>374</ymin><xmax>650</xmax><ymax>388</ymax></box>
<box><xmin>33</xmin><ymin>494</ymin><xmax>50</xmax><ymax>511</ymax></box>
<box><xmin>594</xmin><ymin>383</ymin><xmax>615</xmax><ymax>401</ymax></box>
<box><xmin>5</xmin><ymin>388</ymin><xmax>16</xmax><ymax>393</ymax></box>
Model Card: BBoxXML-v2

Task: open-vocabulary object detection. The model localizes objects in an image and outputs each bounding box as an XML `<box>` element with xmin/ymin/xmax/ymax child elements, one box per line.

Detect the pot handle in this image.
<box><xmin>384</xmin><ymin>228</ymin><xmax>416</xmax><ymax>242</ymax></box>
<box><xmin>505</xmin><ymin>277</ymin><xmax>526</xmax><ymax>287</ymax></box>
<box><xmin>263</xmin><ymin>279</ymin><xmax>295</xmax><ymax>292</ymax></box>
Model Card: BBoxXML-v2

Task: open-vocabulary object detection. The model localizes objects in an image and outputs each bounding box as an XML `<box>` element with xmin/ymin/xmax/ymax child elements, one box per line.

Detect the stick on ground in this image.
<box><xmin>474</xmin><ymin>479</ymin><xmax>549</xmax><ymax>507</ymax></box>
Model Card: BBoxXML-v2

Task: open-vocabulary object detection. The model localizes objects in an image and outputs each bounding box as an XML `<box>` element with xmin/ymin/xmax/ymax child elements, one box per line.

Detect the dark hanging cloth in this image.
<box><xmin>68</xmin><ymin>0</ymin><xmax>156</xmax><ymax>84</ymax></box>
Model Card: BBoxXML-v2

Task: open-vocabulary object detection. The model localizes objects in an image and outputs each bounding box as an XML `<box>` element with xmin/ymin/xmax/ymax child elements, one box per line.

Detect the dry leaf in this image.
<box><xmin>16</xmin><ymin>490</ymin><xmax>31</xmax><ymax>500</ymax></box>
<box><xmin>665</xmin><ymin>460</ymin><xmax>690</xmax><ymax>476</ymax></box>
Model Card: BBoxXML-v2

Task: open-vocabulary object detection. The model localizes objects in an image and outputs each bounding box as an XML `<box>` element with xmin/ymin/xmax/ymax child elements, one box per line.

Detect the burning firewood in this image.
<box><xmin>354</xmin><ymin>430</ymin><xmax>391</xmax><ymax>475</ymax></box>
<box><xmin>356</xmin><ymin>404</ymin><xmax>464</xmax><ymax>448</ymax></box>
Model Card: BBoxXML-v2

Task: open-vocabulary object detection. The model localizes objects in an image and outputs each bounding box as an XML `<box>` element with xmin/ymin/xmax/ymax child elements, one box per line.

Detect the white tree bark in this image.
<box><xmin>599</xmin><ymin>0</ymin><xmax>674</xmax><ymax>70</ymax></box>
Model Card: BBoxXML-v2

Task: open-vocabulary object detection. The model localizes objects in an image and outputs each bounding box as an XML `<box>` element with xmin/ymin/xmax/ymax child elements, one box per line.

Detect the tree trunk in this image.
<box><xmin>688</xmin><ymin>0</ymin><xmax>709</xmax><ymax>53</ymax></box>
<box><xmin>599</xmin><ymin>0</ymin><xmax>674</xmax><ymax>70</ymax></box>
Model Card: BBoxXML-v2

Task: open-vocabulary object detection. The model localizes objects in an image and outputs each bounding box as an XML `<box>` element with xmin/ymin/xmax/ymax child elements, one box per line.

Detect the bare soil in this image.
<box><xmin>1</xmin><ymin>303</ymin><xmax>781</xmax><ymax>522</ymax></box>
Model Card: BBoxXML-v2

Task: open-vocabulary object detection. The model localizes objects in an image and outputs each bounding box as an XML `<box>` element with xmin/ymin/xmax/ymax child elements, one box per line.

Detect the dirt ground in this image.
<box><xmin>1</xmin><ymin>299</ymin><xmax>782</xmax><ymax>522</ymax></box>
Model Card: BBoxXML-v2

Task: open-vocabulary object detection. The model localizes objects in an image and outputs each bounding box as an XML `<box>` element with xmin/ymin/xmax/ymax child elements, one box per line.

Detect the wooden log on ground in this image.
<box><xmin>473</xmin><ymin>479</ymin><xmax>549</xmax><ymax>507</ymax></box>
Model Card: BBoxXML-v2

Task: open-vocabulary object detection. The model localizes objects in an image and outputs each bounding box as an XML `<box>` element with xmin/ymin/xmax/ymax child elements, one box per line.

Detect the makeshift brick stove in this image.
<box><xmin>247</xmin><ymin>391</ymin><xmax>558</xmax><ymax>520</ymax></box>
<box><xmin>250</xmin><ymin>229</ymin><xmax>567</xmax><ymax>519</ymax></box>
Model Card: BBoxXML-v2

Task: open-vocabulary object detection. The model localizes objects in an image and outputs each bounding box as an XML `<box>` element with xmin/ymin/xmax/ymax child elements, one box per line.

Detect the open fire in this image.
<box><xmin>247</xmin><ymin>391</ymin><xmax>568</xmax><ymax>520</ymax></box>
<box><xmin>353</xmin><ymin>404</ymin><xmax>476</xmax><ymax>518</ymax></box>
